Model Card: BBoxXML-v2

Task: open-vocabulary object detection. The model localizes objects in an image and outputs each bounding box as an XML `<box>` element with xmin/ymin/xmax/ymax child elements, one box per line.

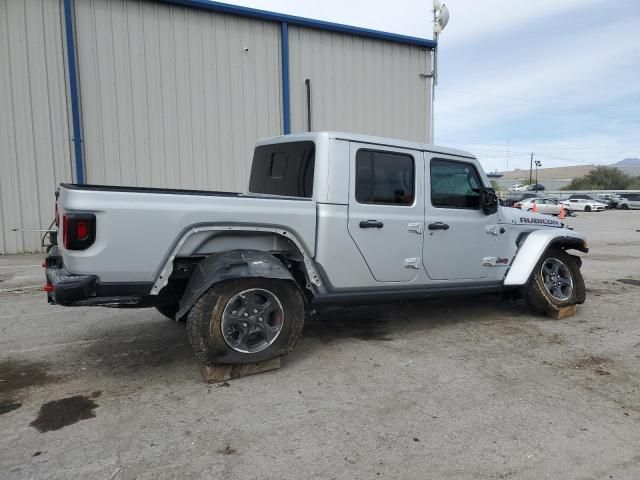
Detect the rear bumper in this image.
<box><xmin>45</xmin><ymin>247</ymin><xmax>150</xmax><ymax>307</ymax></box>
<box><xmin>45</xmin><ymin>247</ymin><xmax>97</xmax><ymax>305</ymax></box>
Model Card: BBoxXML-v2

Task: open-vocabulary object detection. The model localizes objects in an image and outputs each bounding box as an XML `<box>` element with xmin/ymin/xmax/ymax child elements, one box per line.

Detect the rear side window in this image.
<box><xmin>249</xmin><ymin>141</ymin><xmax>315</xmax><ymax>198</ymax></box>
<box><xmin>431</xmin><ymin>159</ymin><xmax>482</xmax><ymax>209</ymax></box>
<box><xmin>355</xmin><ymin>150</ymin><xmax>415</xmax><ymax>205</ymax></box>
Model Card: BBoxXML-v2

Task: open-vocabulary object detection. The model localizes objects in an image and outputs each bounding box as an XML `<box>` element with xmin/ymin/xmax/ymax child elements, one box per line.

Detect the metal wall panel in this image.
<box><xmin>288</xmin><ymin>26</ymin><xmax>432</xmax><ymax>143</ymax></box>
<box><xmin>0</xmin><ymin>0</ymin><xmax>73</xmax><ymax>254</ymax></box>
<box><xmin>75</xmin><ymin>0</ymin><xmax>283</xmax><ymax>192</ymax></box>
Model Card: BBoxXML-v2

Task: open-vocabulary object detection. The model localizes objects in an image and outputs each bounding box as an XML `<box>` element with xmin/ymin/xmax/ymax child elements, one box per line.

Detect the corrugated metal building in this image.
<box><xmin>0</xmin><ymin>0</ymin><xmax>436</xmax><ymax>254</ymax></box>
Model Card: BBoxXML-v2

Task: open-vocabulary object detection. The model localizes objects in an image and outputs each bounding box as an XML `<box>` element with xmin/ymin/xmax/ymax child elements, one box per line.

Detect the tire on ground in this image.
<box><xmin>186</xmin><ymin>278</ymin><xmax>305</xmax><ymax>364</ymax></box>
<box><xmin>521</xmin><ymin>247</ymin><xmax>586</xmax><ymax>315</ymax></box>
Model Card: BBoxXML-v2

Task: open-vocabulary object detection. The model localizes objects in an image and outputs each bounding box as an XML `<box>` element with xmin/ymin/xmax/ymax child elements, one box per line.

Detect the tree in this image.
<box><xmin>562</xmin><ymin>166</ymin><xmax>637</xmax><ymax>190</ymax></box>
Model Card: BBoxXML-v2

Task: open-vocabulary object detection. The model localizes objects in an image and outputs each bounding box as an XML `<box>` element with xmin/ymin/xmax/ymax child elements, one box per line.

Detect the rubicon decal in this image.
<box><xmin>496</xmin><ymin>257</ymin><xmax>510</xmax><ymax>265</ymax></box>
<box><xmin>519</xmin><ymin>217</ymin><xmax>561</xmax><ymax>226</ymax></box>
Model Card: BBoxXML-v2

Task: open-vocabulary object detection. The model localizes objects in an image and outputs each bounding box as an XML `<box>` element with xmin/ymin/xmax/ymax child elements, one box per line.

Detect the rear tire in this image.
<box><xmin>521</xmin><ymin>248</ymin><xmax>586</xmax><ymax>315</ymax></box>
<box><xmin>186</xmin><ymin>278</ymin><xmax>305</xmax><ymax>364</ymax></box>
<box><xmin>620</xmin><ymin>204</ymin><xmax>629</xmax><ymax>210</ymax></box>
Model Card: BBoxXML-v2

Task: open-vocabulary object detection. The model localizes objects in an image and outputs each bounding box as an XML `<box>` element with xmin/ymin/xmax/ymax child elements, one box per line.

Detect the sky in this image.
<box><xmin>225</xmin><ymin>0</ymin><xmax>639</xmax><ymax>172</ymax></box>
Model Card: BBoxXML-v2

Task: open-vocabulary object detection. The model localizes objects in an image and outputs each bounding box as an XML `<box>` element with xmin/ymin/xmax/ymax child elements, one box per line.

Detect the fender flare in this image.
<box><xmin>503</xmin><ymin>229</ymin><xmax>588</xmax><ymax>286</ymax></box>
<box><xmin>176</xmin><ymin>250</ymin><xmax>296</xmax><ymax>320</ymax></box>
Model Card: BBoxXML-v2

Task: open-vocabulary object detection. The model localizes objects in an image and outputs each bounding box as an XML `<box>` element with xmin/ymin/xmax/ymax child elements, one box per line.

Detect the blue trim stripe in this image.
<box><xmin>63</xmin><ymin>0</ymin><xmax>84</xmax><ymax>184</ymax></box>
<box><xmin>280</xmin><ymin>23</ymin><xmax>291</xmax><ymax>135</ymax></box>
<box><xmin>157</xmin><ymin>0</ymin><xmax>437</xmax><ymax>49</ymax></box>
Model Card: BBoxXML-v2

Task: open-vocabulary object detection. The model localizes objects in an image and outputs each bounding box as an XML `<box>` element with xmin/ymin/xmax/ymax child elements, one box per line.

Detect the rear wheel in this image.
<box><xmin>187</xmin><ymin>278</ymin><xmax>305</xmax><ymax>364</ymax></box>
<box><xmin>620</xmin><ymin>203</ymin><xmax>629</xmax><ymax>210</ymax></box>
<box><xmin>521</xmin><ymin>248</ymin><xmax>585</xmax><ymax>315</ymax></box>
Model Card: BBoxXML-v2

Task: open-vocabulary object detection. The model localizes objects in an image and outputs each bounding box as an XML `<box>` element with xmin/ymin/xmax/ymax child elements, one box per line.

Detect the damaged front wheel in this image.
<box><xmin>521</xmin><ymin>247</ymin><xmax>586</xmax><ymax>315</ymax></box>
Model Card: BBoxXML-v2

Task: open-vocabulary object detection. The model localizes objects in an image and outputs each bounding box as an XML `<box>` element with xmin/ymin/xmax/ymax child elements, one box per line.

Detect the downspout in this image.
<box><xmin>305</xmin><ymin>78</ymin><xmax>311</xmax><ymax>132</ymax></box>
<box><xmin>280</xmin><ymin>22</ymin><xmax>291</xmax><ymax>135</ymax></box>
<box><xmin>63</xmin><ymin>0</ymin><xmax>85</xmax><ymax>184</ymax></box>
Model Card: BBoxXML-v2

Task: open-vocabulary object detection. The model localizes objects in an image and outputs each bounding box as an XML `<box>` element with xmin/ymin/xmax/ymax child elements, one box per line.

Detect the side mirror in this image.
<box><xmin>480</xmin><ymin>187</ymin><xmax>498</xmax><ymax>215</ymax></box>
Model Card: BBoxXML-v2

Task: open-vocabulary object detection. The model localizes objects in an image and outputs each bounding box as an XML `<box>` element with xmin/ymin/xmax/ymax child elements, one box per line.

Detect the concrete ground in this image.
<box><xmin>1</xmin><ymin>211</ymin><xmax>639</xmax><ymax>480</ymax></box>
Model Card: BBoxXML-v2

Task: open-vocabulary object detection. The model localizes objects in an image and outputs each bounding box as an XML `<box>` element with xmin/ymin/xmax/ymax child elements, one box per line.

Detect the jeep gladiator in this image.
<box><xmin>46</xmin><ymin>132</ymin><xmax>588</xmax><ymax>364</ymax></box>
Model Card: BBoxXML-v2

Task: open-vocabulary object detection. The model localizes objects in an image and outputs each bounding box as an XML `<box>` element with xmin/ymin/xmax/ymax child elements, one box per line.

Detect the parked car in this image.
<box><xmin>504</xmin><ymin>192</ymin><xmax>539</xmax><ymax>207</ymax></box>
<box><xmin>509</xmin><ymin>184</ymin><xmax>528</xmax><ymax>192</ymax></box>
<box><xmin>567</xmin><ymin>194</ymin><xmax>613</xmax><ymax>208</ymax></box>
<box><xmin>45</xmin><ymin>132</ymin><xmax>588</xmax><ymax>365</ymax></box>
<box><xmin>594</xmin><ymin>193</ymin><xmax>622</xmax><ymax>208</ymax></box>
<box><xmin>561</xmin><ymin>198</ymin><xmax>607</xmax><ymax>212</ymax></box>
<box><xmin>526</xmin><ymin>184</ymin><xmax>545</xmax><ymax>192</ymax></box>
<box><xmin>617</xmin><ymin>194</ymin><xmax>640</xmax><ymax>210</ymax></box>
<box><xmin>514</xmin><ymin>198</ymin><xmax>565</xmax><ymax>216</ymax></box>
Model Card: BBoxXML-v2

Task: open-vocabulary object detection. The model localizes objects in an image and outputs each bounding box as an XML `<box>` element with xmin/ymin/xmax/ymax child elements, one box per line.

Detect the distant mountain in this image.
<box><xmin>614</xmin><ymin>158</ymin><xmax>640</xmax><ymax>166</ymax></box>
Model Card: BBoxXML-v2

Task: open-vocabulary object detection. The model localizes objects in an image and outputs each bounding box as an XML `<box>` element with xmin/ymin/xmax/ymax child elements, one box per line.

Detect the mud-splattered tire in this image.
<box><xmin>186</xmin><ymin>278</ymin><xmax>305</xmax><ymax>364</ymax></box>
<box><xmin>521</xmin><ymin>247</ymin><xmax>586</xmax><ymax>315</ymax></box>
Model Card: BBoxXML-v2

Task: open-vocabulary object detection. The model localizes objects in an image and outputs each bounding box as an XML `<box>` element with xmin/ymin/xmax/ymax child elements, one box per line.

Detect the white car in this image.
<box><xmin>515</xmin><ymin>198</ymin><xmax>564</xmax><ymax>215</ymax></box>
<box><xmin>509</xmin><ymin>184</ymin><xmax>528</xmax><ymax>192</ymax></box>
<box><xmin>617</xmin><ymin>194</ymin><xmax>640</xmax><ymax>210</ymax></box>
<box><xmin>561</xmin><ymin>199</ymin><xmax>607</xmax><ymax>212</ymax></box>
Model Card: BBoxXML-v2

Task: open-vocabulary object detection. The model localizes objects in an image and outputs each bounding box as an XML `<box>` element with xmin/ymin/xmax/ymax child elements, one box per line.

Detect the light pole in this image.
<box><xmin>535</xmin><ymin>160</ymin><xmax>542</xmax><ymax>185</ymax></box>
<box><xmin>430</xmin><ymin>1</ymin><xmax>450</xmax><ymax>143</ymax></box>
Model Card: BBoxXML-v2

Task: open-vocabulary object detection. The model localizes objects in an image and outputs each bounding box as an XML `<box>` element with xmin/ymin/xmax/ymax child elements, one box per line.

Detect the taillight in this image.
<box><xmin>63</xmin><ymin>213</ymin><xmax>96</xmax><ymax>250</ymax></box>
<box><xmin>76</xmin><ymin>220</ymin><xmax>89</xmax><ymax>240</ymax></box>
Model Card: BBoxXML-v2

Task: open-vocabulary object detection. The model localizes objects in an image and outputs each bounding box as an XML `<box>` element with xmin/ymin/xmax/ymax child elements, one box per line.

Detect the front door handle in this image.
<box><xmin>359</xmin><ymin>220</ymin><xmax>384</xmax><ymax>229</ymax></box>
<box><xmin>428</xmin><ymin>222</ymin><xmax>450</xmax><ymax>231</ymax></box>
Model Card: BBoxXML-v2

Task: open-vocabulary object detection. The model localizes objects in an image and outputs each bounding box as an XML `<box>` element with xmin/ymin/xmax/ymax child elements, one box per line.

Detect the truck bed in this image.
<box><xmin>57</xmin><ymin>183</ymin><xmax>317</xmax><ymax>285</ymax></box>
<box><xmin>61</xmin><ymin>183</ymin><xmax>243</xmax><ymax>198</ymax></box>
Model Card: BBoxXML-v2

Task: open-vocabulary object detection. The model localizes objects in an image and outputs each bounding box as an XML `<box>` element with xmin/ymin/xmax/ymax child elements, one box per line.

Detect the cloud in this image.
<box><xmin>436</xmin><ymin>17</ymin><xmax>640</xmax><ymax>132</ymax></box>
<box><xmin>223</xmin><ymin>0</ymin><xmax>638</xmax><ymax>170</ymax></box>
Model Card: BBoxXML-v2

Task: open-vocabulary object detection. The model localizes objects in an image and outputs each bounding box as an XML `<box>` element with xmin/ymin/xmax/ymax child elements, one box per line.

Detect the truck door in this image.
<box><xmin>423</xmin><ymin>156</ymin><xmax>497</xmax><ymax>280</ymax></box>
<box><xmin>347</xmin><ymin>143</ymin><xmax>424</xmax><ymax>282</ymax></box>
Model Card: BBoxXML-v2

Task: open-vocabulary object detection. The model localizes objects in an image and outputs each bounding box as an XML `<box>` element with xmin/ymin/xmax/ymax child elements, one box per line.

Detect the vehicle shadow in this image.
<box><xmin>64</xmin><ymin>313</ymin><xmax>194</xmax><ymax>377</ymax></box>
<box><xmin>301</xmin><ymin>295</ymin><xmax>531</xmax><ymax>344</ymax></box>
<box><xmin>64</xmin><ymin>296</ymin><xmax>531</xmax><ymax>381</ymax></box>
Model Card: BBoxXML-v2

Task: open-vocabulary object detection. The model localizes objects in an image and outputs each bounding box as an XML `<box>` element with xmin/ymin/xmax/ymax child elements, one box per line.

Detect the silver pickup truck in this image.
<box><xmin>46</xmin><ymin>132</ymin><xmax>587</xmax><ymax>364</ymax></box>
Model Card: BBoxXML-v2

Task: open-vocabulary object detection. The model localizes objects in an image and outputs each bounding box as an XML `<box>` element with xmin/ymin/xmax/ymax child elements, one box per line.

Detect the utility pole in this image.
<box><xmin>529</xmin><ymin>153</ymin><xmax>534</xmax><ymax>185</ymax></box>
<box><xmin>430</xmin><ymin>2</ymin><xmax>449</xmax><ymax>143</ymax></box>
<box><xmin>506</xmin><ymin>137</ymin><xmax>510</xmax><ymax>172</ymax></box>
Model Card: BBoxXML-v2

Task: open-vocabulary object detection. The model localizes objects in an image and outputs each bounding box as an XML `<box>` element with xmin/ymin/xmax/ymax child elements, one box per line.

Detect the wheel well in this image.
<box><xmin>548</xmin><ymin>238</ymin><xmax>588</xmax><ymax>255</ymax></box>
<box><xmin>157</xmin><ymin>239</ymin><xmax>313</xmax><ymax>308</ymax></box>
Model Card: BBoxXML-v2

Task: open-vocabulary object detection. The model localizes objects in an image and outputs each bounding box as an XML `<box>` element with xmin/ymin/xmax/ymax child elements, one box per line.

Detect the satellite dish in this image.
<box><xmin>439</xmin><ymin>4</ymin><xmax>450</xmax><ymax>30</ymax></box>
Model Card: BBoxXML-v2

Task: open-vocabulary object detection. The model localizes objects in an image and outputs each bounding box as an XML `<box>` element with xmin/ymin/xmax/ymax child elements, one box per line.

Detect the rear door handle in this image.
<box><xmin>359</xmin><ymin>220</ymin><xmax>384</xmax><ymax>229</ymax></box>
<box><xmin>428</xmin><ymin>222</ymin><xmax>450</xmax><ymax>231</ymax></box>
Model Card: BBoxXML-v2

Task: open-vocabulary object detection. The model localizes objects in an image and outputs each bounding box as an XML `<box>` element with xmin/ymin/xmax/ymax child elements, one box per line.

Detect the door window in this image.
<box><xmin>431</xmin><ymin>159</ymin><xmax>482</xmax><ymax>209</ymax></box>
<box><xmin>355</xmin><ymin>150</ymin><xmax>415</xmax><ymax>206</ymax></box>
